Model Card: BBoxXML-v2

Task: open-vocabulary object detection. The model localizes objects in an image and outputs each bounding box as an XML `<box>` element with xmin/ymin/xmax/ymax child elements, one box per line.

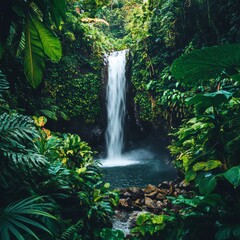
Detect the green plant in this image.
<box><xmin>0</xmin><ymin>112</ymin><xmax>48</xmax><ymax>189</ymax></box>
<box><xmin>0</xmin><ymin>196</ymin><xmax>57</xmax><ymax>240</ymax></box>
<box><xmin>171</xmin><ymin>44</ymin><xmax>240</xmax><ymax>86</ymax></box>
<box><xmin>0</xmin><ymin>0</ymin><xmax>65</xmax><ymax>88</ymax></box>
<box><xmin>98</xmin><ymin>228</ymin><xmax>125</xmax><ymax>240</ymax></box>
<box><xmin>131</xmin><ymin>213</ymin><xmax>179</xmax><ymax>240</ymax></box>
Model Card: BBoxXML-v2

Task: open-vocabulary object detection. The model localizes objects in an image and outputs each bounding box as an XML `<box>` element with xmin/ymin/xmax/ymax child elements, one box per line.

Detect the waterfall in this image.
<box><xmin>102</xmin><ymin>49</ymin><xmax>140</xmax><ymax>167</ymax></box>
<box><xmin>105</xmin><ymin>50</ymin><xmax>127</xmax><ymax>160</ymax></box>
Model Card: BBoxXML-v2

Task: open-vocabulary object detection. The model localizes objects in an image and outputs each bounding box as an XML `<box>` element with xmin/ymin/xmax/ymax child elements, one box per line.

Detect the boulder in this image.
<box><xmin>119</xmin><ymin>198</ymin><xmax>132</xmax><ymax>210</ymax></box>
<box><xmin>158</xmin><ymin>181</ymin><xmax>170</xmax><ymax>189</ymax></box>
<box><xmin>145</xmin><ymin>197</ymin><xmax>157</xmax><ymax>209</ymax></box>
<box><xmin>129</xmin><ymin>187</ymin><xmax>145</xmax><ymax>200</ymax></box>
<box><xmin>156</xmin><ymin>193</ymin><xmax>165</xmax><ymax>200</ymax></box>
<box><xmin>145</xmin><ymin>189</ymin><xmax>159</xmax><ymax>198</ymax></box>
<box><xmin>144</xmin><ymin>184</ymin><xmax>158</xmax><ymax>194</ymax></box>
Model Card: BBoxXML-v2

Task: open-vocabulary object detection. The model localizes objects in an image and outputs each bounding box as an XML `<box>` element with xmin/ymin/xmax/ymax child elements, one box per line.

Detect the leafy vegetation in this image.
<box><xmin>1</xmin><ymin>0</ymin><xmax>240</xmax><ymax>239</ymax></box>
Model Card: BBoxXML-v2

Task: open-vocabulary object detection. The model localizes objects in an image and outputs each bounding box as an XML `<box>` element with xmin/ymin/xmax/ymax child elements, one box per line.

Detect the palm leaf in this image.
<box><xmin>171</xmin><ymin>44</ymin><xmax>240</xmax><ymax>85</ymax></box>
<box><xmin>0</xmin><ymin>196</ymin><xmax>56</xmax><ymax>240</ymax></box>
<box><xmin>24</xmin><ymin>14</ymin><xmax>45</xmax><ymax>88</ymax></box>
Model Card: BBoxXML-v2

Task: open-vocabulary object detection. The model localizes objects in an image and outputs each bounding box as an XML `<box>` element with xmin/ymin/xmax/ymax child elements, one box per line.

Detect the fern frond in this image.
<box><xmin>0</xmin><ymin>112</ymin><xmax>38</xmax><ymax>145</ymax></box>
<box><xmin>0</xmin><ymin>70</ymin><xmax>9</xmax><ymax>97</ymax></box>
<box><xmin>0</xmin><ymin>112</ymin><xmax>48</xmax><ymax>188</ymax></box>
<box><xmin>59</xmin><ymin>220</ymin><xmax>83</xmax><ymax>240</ymax></box>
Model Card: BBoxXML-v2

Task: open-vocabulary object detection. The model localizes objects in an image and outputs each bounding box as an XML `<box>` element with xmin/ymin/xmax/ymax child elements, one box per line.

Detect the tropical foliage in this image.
<box><xmin>1</xmin><ymin>0</ymin><xmax>240</xmax><ymax>239</ymax></box>
<box><xmin>0</xmin><ymin>0</ymin><xmax>64</xmax><ymax>88</ymax></box>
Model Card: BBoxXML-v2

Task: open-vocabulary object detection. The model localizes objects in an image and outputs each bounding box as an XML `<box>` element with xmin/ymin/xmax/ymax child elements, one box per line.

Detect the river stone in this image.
<box><xmin>145</xmin><ymin>197</ymin><xmax>157</xmax><ymax>209</ymax></box>
<box><xmin>144</xmin><ymin>184</ymin><xmax>158</xmax><ymax>194</ymax></box>
<box><xmin>123</xmin><ymin>191</ymin><xmax>132</xmax><ymax>198</ymax></box>
<box><xmin>156</xmin><ymin>193</ymin><xmax>165</xmax><ymax>200</ymax></box>
<box><xmin>129</xmin><ymin>187</ymin><xmax>144</xmax><ymax>200</ymax></box>
<box><xmin>119</xmin><ymin>198</ymin><xmax>132</xmax><ymax>209</ymax></box>
<box><xmin>145</xmin><ymin>189</ymin><xmax>159</xmax><ymax>198</ymax></box>
<box><xmin>158</xmin><ymin>181</ymin><xmax>170</xmax><ymax>189</ymax></box>
<box><xmin>156</xmin><ymin>201</ymin><xmax>164</xmax><ymax>209</ymax></box>
<box><xmin>158</xmin><ymin>188</ymin><xmax>168</xmax><ymax>195</ymax></box>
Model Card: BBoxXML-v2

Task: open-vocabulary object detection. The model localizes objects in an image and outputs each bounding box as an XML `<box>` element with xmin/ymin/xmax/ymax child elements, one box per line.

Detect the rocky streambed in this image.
<box><xmin>113</xmin><ymin>180</ymin><xmax>195</xmax><ymax>237</ymax></box>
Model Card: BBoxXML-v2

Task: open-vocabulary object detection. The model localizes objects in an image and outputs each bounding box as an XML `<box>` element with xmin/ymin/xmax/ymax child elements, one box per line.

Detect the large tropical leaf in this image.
<box><xmin>195</xmin><ymin>173</ymin><xmax>217</xmax><ymax>195</ymax></box>
<box><xmin>0</xmin><ymin>112</ymin><xmax>38</xmax><ymax>144</ymax></box>
<box><xmin>0</xmin><ymin>196</ymin><xmax>56</xmax><ymax>240</ymax></box>
<box><xmin>187</xmin><ymin>90</ymin><xmax>233</xmax><ymax>113</ymax></box>
<box><xmin>0</xmin><ymin>112</ymin><xmax>48</xmax><ymax>188</ymax></box>
<box><xmin>31</xmin><ymin>12</ymin><xmax>62</xmax><ymax>62</ymax></box>
<box><xmin>224</xmin><ymin>166</ymin><xmax>240</xmax><ymax>187</ymax></box>
<box><xmin>24</xmin><ymin>15</ymin><xmax>45</xmax><ymax>88</ymax></box>
<box><xmin>171</xmin><ymin>44</ymin><xmax>240</xmax><ymax>85</ymax></box>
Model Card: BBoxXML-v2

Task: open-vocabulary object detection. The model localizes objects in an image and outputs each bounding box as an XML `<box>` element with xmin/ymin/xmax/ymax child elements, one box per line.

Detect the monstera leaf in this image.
<box><xmin>171</xmin><ymin>44</ymin><xmax>240</xmax><ymax>85</ymax></box>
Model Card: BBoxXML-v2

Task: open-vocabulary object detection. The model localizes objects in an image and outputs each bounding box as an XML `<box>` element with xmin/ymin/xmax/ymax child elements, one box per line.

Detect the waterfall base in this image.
<box><xmin>100</xmin><ymin>148</ymin><xmax>177</xmax><ymax>188</ymax></box>
<box><xmin>101</xmin><ymin>157</ymin><xmax>139</xmax><ymax>167</ymax></box>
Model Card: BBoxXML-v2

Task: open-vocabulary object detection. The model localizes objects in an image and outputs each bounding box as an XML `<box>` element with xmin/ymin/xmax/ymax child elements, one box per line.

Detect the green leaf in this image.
<box><xmin>152</xmin><ymin>215</ymin><xmax>164</xmax><ymax>224</ymax></box>
<box><xmin>187</xmin><ymin>90</ymin><xmax>233</xmax><ymax>113</ymax></box>
<box><xmin>104</xmin><ymin>182</ymin><xmax>110</xmax><ymax>188</ymax></box>
<box><xmin>224</xmin><ymin>166</ymin><xmax>240</xmax><ymax>187</ymax></box>
<box><xmin>193</xmin><ymin>160</ymin><xmax>222</xmax><ymax>171</ymax></box>
<box><xmin>24</xmin><ymin>15</ymin><xmax>45</xmax><ymax>88</ymax></box>
<box><xmin>199</xmin><ymin>194</ymin><xmax>227</xmax><ymax>208</ymax></box>
<box><xmin>31</xmin><ymin>13</ymin><xmax>62</xmax><ymax>62</ymax></box>
<box><xmin>171</xmin><ymin>44</ymin><xmax>240</xmax><ymax>85</ymax></box>
<box><xmin>40</xmin><ymin>109</ymin><xmax>58</xmax><ymax>120</ymax></box>
<box><xmin>0</xmin><ymin>197</ymin><xmax>56</xmax><ymax>240</ymax></box>
<box><xmin>196</xmin><ymin>173</ymin><xmax>217</xmax><ymax>195</ymax></box>
<box><xmin>185</xmin><ymin>170</ymin><xmax>197</xmax><ymax>181</ymax></box>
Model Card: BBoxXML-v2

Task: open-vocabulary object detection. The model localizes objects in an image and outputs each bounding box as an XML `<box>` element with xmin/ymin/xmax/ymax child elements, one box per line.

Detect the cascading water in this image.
<box><xmin>102</xmin><ymin>50</ymin><xmax>139</xmax><ymax>167</ymax></box>
<box><xmin>106</xmin><ymin>50</ymin><xmax>127</xmax><ymax>159</ymax></box>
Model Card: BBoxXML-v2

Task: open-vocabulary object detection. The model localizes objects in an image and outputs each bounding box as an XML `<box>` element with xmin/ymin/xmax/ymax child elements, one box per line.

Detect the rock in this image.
<box><xmin>163</xmin><ymin>199</ymin><xmax>171</xmax><ymax>207</ymax></box>
<box><xmin>123</xmin><ymin>191</ymin><xmax>132</xmax><ymax>198</ymax></box>
<box><xmin>156</xmin><ymin>193</ymin><xmax>165</xmax><ymax>200</ymax></box>
<box><xmin>144</xmin><ymin>184</ymin><xmax>158</xmax><ymax>194</ymax></box>
<box><xmin>158</xmin><ymin>188</ymin><xmax>168</xmax><ymax>195</ymax></box>
<box><xmin>156</xmin><ymin>201</ymin><xmax>164</xmax><ymax>209</ymax></box>
<box><xmin>145</xmin><ymin>190</ymin><xmax>159</xmax><ymax>198</ymax></box>
<box><xmin>134</xmin><ymin>198</ymin><xmax>144</xmax><ymax>206</ymax></box>
<box><xmin>129</xmin><ymin>187</ymin><xmax>145</xmax><ymax>200</ymax></box>
<box><xmin>158</xmin><ymin>181</ymin><xmax>170</xmax><ymax>189</ymax></box>
<box><xmin>145</xmin><ymin>197</ymin><xmax>157</xmax><ymax>209</ymax></box>
<box><xmin>119</xmin><ymin>198</ymin><xmax>132</xmax><ymax>209</ymax></box>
